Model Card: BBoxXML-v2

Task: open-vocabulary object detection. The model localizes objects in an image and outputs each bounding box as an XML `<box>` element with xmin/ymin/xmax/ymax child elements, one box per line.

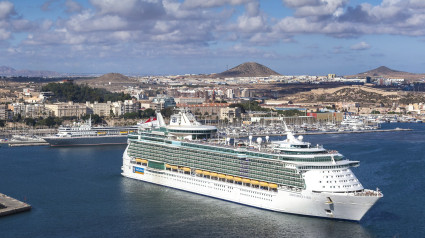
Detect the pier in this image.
<box><xmin>233</xmin><ymin>128</ymin><xmax>412</xmax><ymax>138</ymax></box>
<box><xmin>0</xmin><ymin>193</ymin><xmax>31</xmax><ymax>217</ymax></box>
<box><xmin>4</xmin><ymin>141</ymin><xmax>49</xmax><ymax>147</ymax></box>
<box><xmin>297</xmin><ymin>128</ymin><xmax>412</xmax><ymax>135</ymax></box>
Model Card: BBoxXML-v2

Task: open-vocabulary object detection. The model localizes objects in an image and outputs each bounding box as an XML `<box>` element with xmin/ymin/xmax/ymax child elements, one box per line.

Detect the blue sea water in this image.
<box><xmin>0</xmin><ymin>123</ymin><xmax>424</xmax><ymax>238</ymax></box>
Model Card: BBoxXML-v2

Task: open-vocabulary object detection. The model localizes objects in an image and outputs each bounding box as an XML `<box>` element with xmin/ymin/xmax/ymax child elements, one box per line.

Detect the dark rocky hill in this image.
<box><xmin>213</xmin><ymin>62</ymin><xmax>280</xmax><ymax>78</ymax></box>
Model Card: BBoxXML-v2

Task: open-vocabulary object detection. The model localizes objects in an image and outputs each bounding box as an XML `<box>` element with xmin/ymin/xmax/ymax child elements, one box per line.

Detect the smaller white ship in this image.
<box><xmin>43</xmin><ymin>117</ymin><xmax>142</xmax><ymax>146</ymax></box>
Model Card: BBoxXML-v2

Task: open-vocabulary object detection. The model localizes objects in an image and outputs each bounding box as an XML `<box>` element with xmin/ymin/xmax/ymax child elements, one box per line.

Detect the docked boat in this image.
<box><xmin>121</xmin><ymin>109</ymin><xmax>382</xmax><ymax>221</ymax></box>
<box><xmin>43</xmin><ymin>117</ymin><xmax>141</xmax><ymax>146</ymax></box>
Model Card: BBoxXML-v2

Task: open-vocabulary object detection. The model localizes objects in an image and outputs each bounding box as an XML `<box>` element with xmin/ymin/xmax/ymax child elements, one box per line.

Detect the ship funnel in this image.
<box><xmin>256</xmin><ymin>137</ymin><xmax>262</xmax><ymax>151</ymax></box>
<box><xmin>156</xmin><ymin>111</ymin><xmax>166</xmax><ymax>127</ymax></box>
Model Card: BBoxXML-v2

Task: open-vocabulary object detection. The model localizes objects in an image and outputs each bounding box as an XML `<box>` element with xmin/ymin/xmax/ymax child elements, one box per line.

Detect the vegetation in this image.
<box><xmin>42</xmin><ymin>82</ymin><xmax>132</xmax><ymax>103</ymax></box>
<box><xmin>277</xmin><ymin>109</ymin><xmax>305</xmax><ymax>117</ymax></box>
<box><xmin>21</xmin><ymin>116</ymin><xmax>63</xmax><ymax>127</ymax></box>
<box><xmin>0</xmin><ymin>120</ymin><xmax>5</xmax><ymax>127</ymax></box>
<box><xmin>161</xmin><ymin>107</ymin><xmax>174</xmax><ymax>118</ymax></box>
<box><xmin>230</xmin><ymin>100</ymin><xmax>270</xmax><ymax>113</ymax></box>
<box><xmin>81</xmin><ymin>114</ymin><xmax>105</xmax><ymax>124</ymax></box>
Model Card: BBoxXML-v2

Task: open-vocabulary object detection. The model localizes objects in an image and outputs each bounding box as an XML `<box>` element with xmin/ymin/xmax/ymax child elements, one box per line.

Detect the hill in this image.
<box><xmin>286</xmin><ymin>85</ymin><xmax>425</xmax><ymax>105</ymax></box>
<box><xmin>212</xmin><ymin>62</ymin><xmax>280</xmax><ymax>78</ymax></box>
<box><xmin>95</xmin><ymin>73</ymin><xmax>134</xmax><ymax>83</ymax></box>
<box><xmin>42</xmin><ymin>81</ymin><xmax>132</xmax><ymax>103</ymax></box>
<box><xmin>348</xmin><ymin>66</ymin><xmax>424</xmax><ymax>80</ymax></box>
<box><xmin>75</xmin><ymin>73</ymin><xmax>138</xmax><ymax>87</ymax></box>
<box><xmin>0</xmin><ymin>66</ymin><xmax>63</xmax><ymax>77</ymax></box>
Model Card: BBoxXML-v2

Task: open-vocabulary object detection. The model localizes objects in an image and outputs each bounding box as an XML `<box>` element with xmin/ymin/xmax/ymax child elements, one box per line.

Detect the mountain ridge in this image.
<box><xmin>0</xmin><ymin>66</ymin><xmax>64</xmax><ymax>77</ymax></box>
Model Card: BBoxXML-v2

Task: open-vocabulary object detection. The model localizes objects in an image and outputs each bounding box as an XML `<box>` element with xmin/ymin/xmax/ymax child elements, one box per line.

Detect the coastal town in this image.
<box><xmin>0</xmin><ymin>63</ymin><xmax>424</xmax><ymax>138</ymax></box>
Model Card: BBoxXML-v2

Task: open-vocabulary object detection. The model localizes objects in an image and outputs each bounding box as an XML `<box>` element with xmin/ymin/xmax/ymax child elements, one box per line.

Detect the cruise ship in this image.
<box><xmin>43</xmin><ymin>117</ymin><xmax>145</xmax><ymax>146</ymax></box>
<box><xmin>121</xmin><ymin>109</ymin><xmax>382</xmax><ymax>221</ymax></box>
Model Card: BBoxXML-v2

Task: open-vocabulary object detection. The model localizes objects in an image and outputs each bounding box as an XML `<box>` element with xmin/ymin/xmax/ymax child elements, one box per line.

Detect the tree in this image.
<box><xmin>277</xmin><ymin>109</ymin><xmax>304</xmax><ymax>117</ymax></box>
<box><xmin>42</xmin><ymin>82</ymin><xmax>132</xmax><ymax>103</ymax></box>
<box><xmin>0</xmin><ymin>120</ymin><xmax>5</xmax><ymax>127</ymax></box>
<box><xmin>24</xmin><ymin>118</ymin><xmax>37</xmax><ymax>127</ymax></box>
<box><xmin>123</xmin><ymin>112</ymin><xmax>139</xmax><ymax>119</ymax></box>
<box><xmin>12</xmin><ymin>113</ymin><xmax>22</xmax><ymax>122</ymax></box>
<box><xmin>161</xmin><ymin>107</ymin><xmax>174</xmax><ymax>118</ymax></box>
<box><xmin>82</xmin><ymin>114</ymin><xmax>104</xmax><ymax>124</ymax></box>
<box><xmin>141</xmin><ymin>108</ymin><xmax>155</xmax><ymax>118</ymax></box>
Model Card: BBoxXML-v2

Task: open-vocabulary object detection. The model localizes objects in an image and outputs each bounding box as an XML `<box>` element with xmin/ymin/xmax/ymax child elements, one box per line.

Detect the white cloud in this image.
<box><xmin>0</xmin><ymin>1</ymin><xmax>14</xmax><ymax>19</ymax></box>
<box><xmin>65</xmin><ymin>0</ymin><xmax>83</xmax><ymax>13</ymax></box>
<box><xmin>66</xmin><ymin>11</ymin><xmax>128</xmax><ymax>32</ymax></box>
<box><xmin>0</xmin><ymin>27</ymin><xmax>10</xmax><ymax>40</ymax></box>
<box><xmin>282</xmin><ymin>0</ymin><xmax>348</xmax><ymax>17</ymax></box>
<box><xmin>90</xmin><ymin>0</ymin><xmax>165</xmax><ymax>19</ymax></box>
<box><xmin>350</xmin><ymin>41</ymin><xmax>370</xmax><ymax>50</ymax></box>
<box><xmin>182</xmin><ymin>0</ymin><xmax>251</xmax><ymax>9</ymax></box>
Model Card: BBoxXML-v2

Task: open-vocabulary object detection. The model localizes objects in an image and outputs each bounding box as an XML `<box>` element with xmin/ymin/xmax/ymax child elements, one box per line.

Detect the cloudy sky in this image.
<box><xmin>1</xmin><ymin>0</ymin><xmax>425</xmax><ymax>76</ymax></box>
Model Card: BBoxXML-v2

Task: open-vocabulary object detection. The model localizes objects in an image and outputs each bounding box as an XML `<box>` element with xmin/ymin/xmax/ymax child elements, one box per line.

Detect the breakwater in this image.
<box><xmin>0</xmin><ymin>193</ymin><xmax>31</xmax><ymax>217</ymax></box>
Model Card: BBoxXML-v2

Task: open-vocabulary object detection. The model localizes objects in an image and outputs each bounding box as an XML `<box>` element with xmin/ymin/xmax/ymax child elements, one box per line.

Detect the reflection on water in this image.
<box><xmin>119</xmin><ymin>178</ymin><xmax>371</xmax><ymax>238</ymax></box>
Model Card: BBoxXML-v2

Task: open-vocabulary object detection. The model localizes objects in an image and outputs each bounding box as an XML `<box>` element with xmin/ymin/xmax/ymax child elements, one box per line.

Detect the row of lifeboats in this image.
<box><xmin>170</xmin><ymin>165</ymin><xmax>278</xmax><ymax>189</ymax></box>
<box><xmin>134</xmin><ymin>158</ymin><xmax>278</xmax><ymax>190</ymax></box>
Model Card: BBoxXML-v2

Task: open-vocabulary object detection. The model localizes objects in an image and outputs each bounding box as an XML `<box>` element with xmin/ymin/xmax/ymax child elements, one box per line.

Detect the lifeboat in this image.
<box><xmin>242</xmin><ymin>178</ymin><xmax>251</xmax><ymax>184</ymax></box>
<box><xmin>135</xmin><ymin>158</ymin><xmax>143</xmax><ymax>163</ymax></box>
<box><xmin>210</xmin><ymin>172</ymin><xmax>218</xmax><ymax>177</ymax></box>
<box><xmin>251</xmin><ymin>180</ymin><xmax>260</xmax><ymax>185</ymax></box>
<box><xmin>203</xmin><ymin>171</ymin><xmax>211</xmax><ymax>176</ymax></box>
<box><xmin>165</xmin><ymin>164</ymin><xmax>171</xmax><ymax>168</ymax></box>
<box><xmin>171</xmin><ymin>166</ymin><xmax>178</xmax><ymax>170</ymax></box>
<box><xmin>140</xmin><ymin>159</ymin><xmax>148</xmax><ymax>164</ymax></box>
<box><xmin>225</xmin><ymin>175</ymin><xmax>234</xmax><ymax>180</ymax></box>
<box><xmin>259</xmin><ymin>182</ymin><xmax>269</xmax><ymax>187</ymax></box>
<box><xmin>234</xmin><ymin>177</ymin><xmax>242</xmax><ymax>182</ymax></box>
<box><xmin>218</xmin><ymin>174</ymin><xmax>226</xmax><ymax>179</ymax></box>
<box><xmin>269</xmin><ymin>183</ymin><xmax>278</xmax><ymax>189</ymax></box>
<box><xmin>195</xmin><ymin>169</ymin><xmax>203</xmax><ymax>174</ymax></box>
<box><xmin>183</xmin><ymin>167</ymin><xmax>191</xmax><ymax>172</ymax></box>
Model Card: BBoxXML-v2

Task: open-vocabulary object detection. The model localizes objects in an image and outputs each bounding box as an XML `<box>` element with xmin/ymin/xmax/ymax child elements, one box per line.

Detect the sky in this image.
<box><xmin>1</xmin><ymin>0</ymin><xmax>425</xmax><ymax>76</ymax></box>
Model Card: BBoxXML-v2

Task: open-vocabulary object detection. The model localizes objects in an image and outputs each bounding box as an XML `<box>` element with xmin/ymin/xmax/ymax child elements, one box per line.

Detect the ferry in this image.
<box><xmin>121</xmin><ymin>109</ymin><xmax>382</xmax><ymax>221</ymax></box>
<box><xmin>43</xmin><ymin>117</ymin><xmax>140</xmax><ymax>146</ymax></box>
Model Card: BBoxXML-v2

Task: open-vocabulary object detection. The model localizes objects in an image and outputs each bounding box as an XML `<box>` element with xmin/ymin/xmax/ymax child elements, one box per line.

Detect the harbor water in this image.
<box><xmin>0</xmin><ymin>123</ymin><xmax>424</xmax><ymax>237</ymax></box>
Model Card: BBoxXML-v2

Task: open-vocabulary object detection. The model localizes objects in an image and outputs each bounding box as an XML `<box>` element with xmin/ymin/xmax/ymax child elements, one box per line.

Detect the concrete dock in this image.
<box><xmin>241</xmin><ymin>128</ymin><xmax>413</xmax><ymax>138</ymax></box>
<box><xmin>0</xmin><ymin>140</ymin><xmax>49</xmax><ymax>147</ymax></box>
<box><xmin>297</xmin><ymin>128</ymin><xmax>413</xmax><ymax>135</ymax></box>
<box><xmin>6</xmin><ymin>141</ymin><xmax>49</xmax><ymax>147</ymax></box>
<box><xmin>0</xmin><ymin>193</ymin><xmax>31</xmax><ymax>217</ymax></box>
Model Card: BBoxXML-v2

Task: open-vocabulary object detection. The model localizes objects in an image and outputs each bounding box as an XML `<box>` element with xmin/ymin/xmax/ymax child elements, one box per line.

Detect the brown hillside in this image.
<box><xmin>212</xmin><ymin>62</ymin><xmax>280</xmax><ymax>78</ymax></box>
<box><xmin>95</xmin><ymin>73</ymin><xmax>134</xmax><ymax>83</ymax></box>
<box><xmin>347</xmin><ymin>66</ymin><xmax>424</xmax><ymax>81</ymax></box>
<box><xmin>76</xmin><ymin>73</ymin><xmax>137</xmax><ymax>85</ymax></box>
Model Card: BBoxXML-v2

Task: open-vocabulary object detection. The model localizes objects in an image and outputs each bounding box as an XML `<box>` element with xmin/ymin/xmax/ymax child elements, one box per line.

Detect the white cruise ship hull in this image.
<box><xmin>44</xmin><ymin>135</ymin><xmax>128</xmax><ymax>146</ymax></box>
<box><xmin>121</xmin><ymin>152</ymin><xmax>379</xmax><ymax>221</ymax></box>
